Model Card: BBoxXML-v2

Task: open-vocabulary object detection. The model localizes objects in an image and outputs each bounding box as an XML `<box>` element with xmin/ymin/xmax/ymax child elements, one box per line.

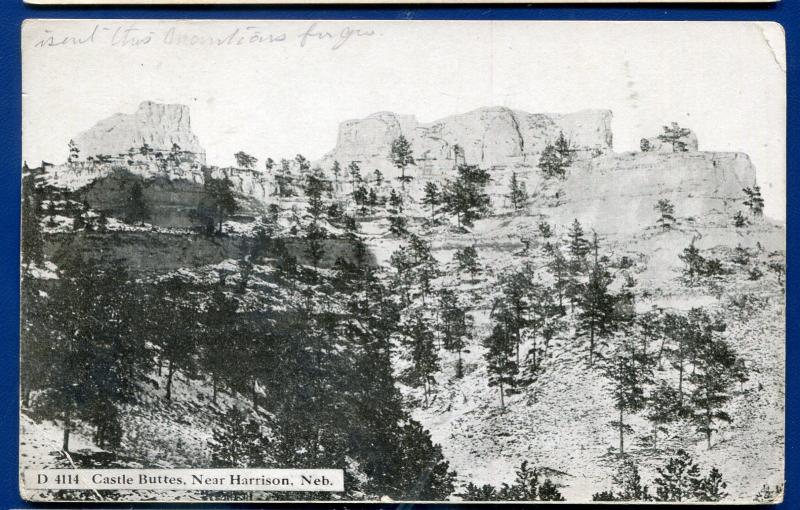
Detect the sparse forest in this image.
<box><xmin>19</xmin><ymin>111</ymin><xmax>785</xmax><ymax>503</ymax></box>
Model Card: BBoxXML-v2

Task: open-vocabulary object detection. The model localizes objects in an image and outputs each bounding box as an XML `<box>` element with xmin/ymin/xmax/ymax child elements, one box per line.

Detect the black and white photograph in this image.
<box><xmin>20</xmin><ymin>20</ymin><xmax>786</xmax><ymax>503</ymax></box>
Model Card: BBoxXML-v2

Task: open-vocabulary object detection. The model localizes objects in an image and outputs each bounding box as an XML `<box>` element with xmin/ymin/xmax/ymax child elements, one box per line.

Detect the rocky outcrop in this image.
<box><xmin>322</xmin><ymin>107</ymin><xmax>613</xmax><ymax>174</ymax></box>
<box><xmin>542</xmin><ymin>151</ymin><xmax>756</xmax><ymax>234</ymax></box>
<box><xmin>73</xmin><ymin>101</ymin><xmax>206</xmax><ymax>164</ymax></box>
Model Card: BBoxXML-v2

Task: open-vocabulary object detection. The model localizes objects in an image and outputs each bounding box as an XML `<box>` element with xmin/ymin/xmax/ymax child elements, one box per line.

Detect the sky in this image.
<box><xmin>22</xmin><ymin>20</ymin><xmax>786</xmax><ymax>220</ymax></box>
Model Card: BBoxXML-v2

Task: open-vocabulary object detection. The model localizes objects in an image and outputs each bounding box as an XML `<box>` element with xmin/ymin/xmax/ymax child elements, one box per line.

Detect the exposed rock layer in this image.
<box><xmin>73</xmin><ymin>101</ymin><xmax>206</xmax><ymax>164</ymax></box>
<box><xmin>324</xmin><ymin>107</ymin><xmax>613</xmax><ymax>172</ymax></box>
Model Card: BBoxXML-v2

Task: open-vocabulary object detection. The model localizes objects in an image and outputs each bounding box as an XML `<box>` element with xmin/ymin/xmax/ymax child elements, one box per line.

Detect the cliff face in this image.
<box><xmin>550</xmin><ymin>151</ymin><xmax>757</xmax><ymax>233</ymax></box>
<box><xmin>73</xmin><ymin>101</ymin><xmax>206</xmax><ymax>164</ymax></box>
<box><xmin>323</xmin><ymin>107</ymin><xmax>613</xmax><ymax>173</ymax></box>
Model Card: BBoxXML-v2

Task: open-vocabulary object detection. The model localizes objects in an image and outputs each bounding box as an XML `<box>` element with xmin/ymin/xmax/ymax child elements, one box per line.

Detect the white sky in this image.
<box><xmin>23</xmin><ymin>20</ymin><xmax>786</xmax><ymax>220</ymax></box>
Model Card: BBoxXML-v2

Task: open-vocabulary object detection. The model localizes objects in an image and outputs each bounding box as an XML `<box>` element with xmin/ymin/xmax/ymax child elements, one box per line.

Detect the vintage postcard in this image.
<box><xmin>20</xmin><ymin>20</ymin><xmax>785</xmax><ymax>503</ymax></box>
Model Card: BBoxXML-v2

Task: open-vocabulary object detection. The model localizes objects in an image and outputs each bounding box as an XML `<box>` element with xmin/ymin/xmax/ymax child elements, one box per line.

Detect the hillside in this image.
<box><xmin>20</xmin><ymin>102</ymin><xmax>785</xmax><ymax>503</ymax></box>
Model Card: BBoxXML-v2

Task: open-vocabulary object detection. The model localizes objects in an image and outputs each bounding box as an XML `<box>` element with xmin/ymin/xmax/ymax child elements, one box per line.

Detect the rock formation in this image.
<box><xmin>322</xmin><ymin>107</ymin><xmax>613</xmax><ymax>174</ymax></box>
<box><xmin>73</xmin><ymin>101</ymin><xmax>206</xmax><ymax>164</ymax></box>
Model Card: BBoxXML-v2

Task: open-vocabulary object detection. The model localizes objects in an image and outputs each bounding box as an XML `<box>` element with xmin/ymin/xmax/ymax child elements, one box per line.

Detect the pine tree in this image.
<box><xmin>742</xmin><ymin>186</ymin><xmax>765</xmax><ymax>217</ymax></box>
<box><xmin>689</xmin><ymin>331</ymin><xmax>739</xmax><ymax>449</ymax></box>
<box><xmin>305</xmin><ymin>221</ymin><xmax>327</xmax><ymax>270</ymax></box>
<box><xmin>679</xmin><ymin>240</ymin><xmax>706</xmax><ymax>282</ymax></box>
<box><xmin>576</xmin><ymin>233</ymin><xmax>618</xmax><ymax>366</ymax></box>
<box><xmin>305</xmin><ymin>170</ymin><xmax>327</xmax><ymax>221</ymax></box>
<box><xmin>605</xmin><ymin>335</ymin><xmax>652</xmax><ymax>455</ymax></box>
<box><xmin>295</xmin><ymin>153</ymin><xmax>311</xmax><ymax>173</ymax></box>
<box><xmin>68</xmin><ymin>139</ymin><xmax>80</xmax><ymax>163</ymax></box>
<box><xmin>125</xmin><ymin>180</ymin><xmax>151</xmax><ymax>226</ymax></box>
<box><xmin>440</xmin><ymin>164</ymin><xmax>492</xmax><ymax>228</ymax></box>
<box><xmin>234</xmin><ymin>151</ymin><xmax>258</xmax><ymax>169</ymax></box>
<box><xmin>657</xmin><ymin>122</ymin><xmax>692</xmax><ymax>152</ymax></box>
<box><xmin>646</xmin><ymin>381</ymin><xmax>681</xmax><ymax>448</ymax></box>
<box><xmin>732</xmin><ymin>210</ymin><xmax>749</xmax><ymax>228</ymax></box>
<box><xmin>507</xmin><ymin>172</ymin><xmax>529</xmax><ymax>211</ymax></box>
<box><xmin>662</xmin><ymin>312</ymin><xmax>691</xmax><ymax>410</ymax></box>
<box><xmin>373</xmin><ymin>169</ymin><xmax>383</xmax><ymax>186</ymax></box>
<box><xmin>405</xmin><ymin>311</ymin><xmax>439</xmax><ymax>407</ymax></box>
<box><xmin>391</xmin><ymin>135</ymin><xmax>415</xmax><ymax>186</ymax></box>
<box><xmin>393</xmin><ymin>420</ymin><xmax>457</xmax><ymax>499</ymax></box>
<box><xmin>388</xmin><ymin>188</ymin><xmax>404</xmax><ymax>214</ymax></box>
<box><xmin>484</xmin><ymin>311</ymin><xmax>519</xmax><ymax>409</ymax></box>
<box><xmin>348</xmin><ymin>161</ymin><xmax>362</xmax><ymax>191</ymax></box>
<box><xmin>454</xmin><ymin>245</ymin><xmax>480</xmax><ymax>283</ymax></box>
<box><xmin>331</xmin><ymin>160</ymin><xmax>341</xmax><ymax>182</ymax></box>
<box><xmin>21</xmin><ymin>174</ymin><xmax>44</xmax><ymax>269</ymax></box>
<box><xmin>653</xmin><ymin>449</ymin><xmax>727</xmax><ymax>502</ymax></box>
<box><xmin>538</xmin><ymin>133</ymin><xmax>573</xmax><ymax>180</ymax></box>
<box><xmin>421</xmin><ymin>181</ymin><xmax>440</xmax><ymax>222</ymax></box>
<box><xmin>654</xmin><ymin>198</ymin><xmax>676</xmax><ymax>230</ymax></box>
<box><xmin>592</xmin><ymin>459</ymin><xmax>652</xmax><ymax>501</ymax></box>
<box><xmin>567</xmin><ymin>219</ymin><xmax>591</xmax><ymax>267</ymax></box>
<box><xmin>538</xmin><ymin>479</ymin><xmax>565</xmax><ymax>501</ymax></box>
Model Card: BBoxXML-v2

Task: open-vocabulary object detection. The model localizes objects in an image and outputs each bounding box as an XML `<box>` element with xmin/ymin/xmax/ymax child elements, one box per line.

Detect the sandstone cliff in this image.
<box><xmin>322</xmin><ymin>107</ymin><xmax>613</xmax><ymax>174</ymax></box>
<box><xmin>73</xmin><ymin>101</ymin><xmax>206</xmax><ymax>164</ymax></box>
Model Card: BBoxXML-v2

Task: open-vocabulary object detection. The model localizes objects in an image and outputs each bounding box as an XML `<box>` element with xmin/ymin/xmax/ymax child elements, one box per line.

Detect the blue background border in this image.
<box><xmin>1</xmin><ymin>1</ymin><xmax>794</xmax><ymax>508</ymax></box>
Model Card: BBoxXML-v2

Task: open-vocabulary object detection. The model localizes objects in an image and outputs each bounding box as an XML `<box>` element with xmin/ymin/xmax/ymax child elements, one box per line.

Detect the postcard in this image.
<box><xmin>20</xmin><ymin>20</ymin><xmax>785</xmax><ymax>503</ymax></box>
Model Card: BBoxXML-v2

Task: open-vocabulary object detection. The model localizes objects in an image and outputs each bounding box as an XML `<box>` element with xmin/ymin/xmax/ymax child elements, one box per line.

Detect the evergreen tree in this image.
<box><xmin>194</xmin><ymin>176</ymin><xmax>238</xmax><ymax>235</ymax></box>
<box><xmin>653</xmin><ymin>449</ymin><xmax>727</xmax><ymax>502</ymax></box>
<box><xmin>605</xmin><ymin>335</ymin><xmax>652</xmax><ymax>455</ymax></box>
<box><xmin>421</xmin><ymin>181</ymin><xmax>440</xmax><ymax>222</ymax></box>
<box><xmin>742</xmin><ymin>186</ymin><xmax>765</xmax><ymax>217</ymax></box>
<box><xmin>440</xmin><ymin>164</ymin><xmax>491</xmax><ymax>228</ymax></box>
<box><xmin>679</xmin><ymin>240</ymin><xmax>706</xmax><ymax>282</ymax></box>
<box><xmin>390</xmin><ymin>135</ymin><xmax>415</xmax><ymax>186</ymax></box>
<box><xmin>657</xmin><ymin>122</ymin><xmax>692</xmax><ymax>152</ymax></box>
<box><xmin>234</xmin><ymin>151</ymin><xmax>258</xmax><ymax>169</ymax></box>
<box><xmin>348</xmin><ymin>161</ymin><xmax>361</xmax><ymax>190</ymax></box>
<box><xmin>646</xmin><ymin>380</ymin><xmax>681</xmax><ymax>448</ymax></box>
<box><xmin>733</xmin><ymin>210</ymin><xmax>748</xmax><ymax>227</ymax></box>
<box><xmin>567</xmin><ymin>219</ymin><xmax>591</xmax><ymax>267</ymax></box>
<box><xmin>393</xmin><ymin>420</ymin><xmax>457</xmax><ymax>499</ymax></box>
<box><xmin>405</xmin><ymin>311</ymin><xmax>439</xmax><ymax>407</ymax></box>
<box><xmin>689</xmin><ymin>331</ymin><xmax>740</xmax><ymax>449</ymax></box>
<box><xmin>305</xmin><ymin>221</ymin><xmax>327</xmax><ymax>270</ymax></box>
<box><xmin>388</xmin><ymin>188</ymin><xmax>404</xmax><ymax>213</ymax></box>
<box><xmin>576</xmin><ymin>233</ymin><xmax>618</xmax><ymax>366</ymax></box>
<box><xmin>295</xmin><ymin>153</ymin><xmax>311</xmax><ymax>173</ymax></box>
<box><xmin>373</xmin><ymin>169</ymin><xmax>383</xmax><ymax>186</ymax></box>
<box><xmin>454</xmin><ymin>245</ymin><xmax>480</xmax><ymax>283</ymax></box>
<box><xmin>459</xmin><ymin>483</ymin><xmax>499</xmax><ymax>501</ymax></box>
<box><xmin>592</xmin><ymin>459</ymin><xmax>652</xmax><ymax>501</ymax></box>
<box><xmin>21</xmin><ymin>174</ymin><xmax>44</xmax><ymax>269</ymax></box>
<box><xmin>124</xmin><ymin>180</ymin><xmax>151</xmax><ymax>226</ymax></box>
<box><xmin>507</xmin><ymin>172</ymin><xmax>529</xmax><ymax>211</ymax></box>
<box><xmin>654</xmin><ymin>198</ymin><xmax>676</xmax><ymax>230</ymax></box>
<box><xmin>331</xmin><ymin>160</ymin><xmax>341</xmax><ymax>182</ymax></box>
<box><xmin>305</xmin><ymin>170</ymin><xmax>327</xmax><ymax>221</ymax></box>
<box><xmin>388</xmin><ymin>215</ymin><xmax>408</xmax><ymax>237</ymax></box>
<box><xmin>484</xmin><ymin>311</ymin><xmax>519</xmax><ymax>408</ymax></box>
<box><xmin>68</xmin><ymin>139</ymin><xmax>80</xmax><ymax>163</ymax></box>
<box><xmin>538</xmin><ymin>133</ymin><xmax>573</xmax><ymax>179</ymax></box>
